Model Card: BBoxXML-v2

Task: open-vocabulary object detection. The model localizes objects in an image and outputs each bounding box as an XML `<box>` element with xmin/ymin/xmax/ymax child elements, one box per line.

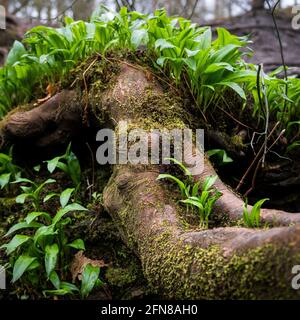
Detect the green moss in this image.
<box><xmin>105</xmin><ymin>266</ymin><xmax>138</xmax><ymax>287</ymax></box>
<box><xmin>139</xmin><ymin>230</ymin><xmax>300</xmax><ymax>299</ymax></box>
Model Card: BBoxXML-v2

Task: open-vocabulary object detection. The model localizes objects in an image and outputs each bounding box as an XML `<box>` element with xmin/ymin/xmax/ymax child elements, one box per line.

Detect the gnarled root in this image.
<box><xmin>2</xmin><ymin>61</ymin><xmax>300</xmax><ymax>299</ymax></box>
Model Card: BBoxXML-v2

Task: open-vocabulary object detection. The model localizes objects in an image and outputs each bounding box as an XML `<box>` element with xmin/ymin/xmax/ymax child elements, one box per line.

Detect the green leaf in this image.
<box><xmin>157</xmin><ymin>174</ymin><xmax>187</xmax><ymax>197</ymax></box>
<box><xmin>1</xmin><ymin>235</ymin><xmax>31</xmax><ymax>255</ymax></box>
<box><xmin>52</xmin><ymin>203</ymin><xmax>88</xmax><ymax>225</ymax></box>
<box><xmin>16</xmin><ymin>193</ymin><xmax>29</xmax><ymax>204</ymax></box>
<box><xmin>33</xmin><ymin>165</ymin><xmax>41</xmax><ymax>172</ymax></box>
<box><xmin>67</xmin><ymin>153</ymin><xmax>81</xmax><ymax>186</ymax></box>
<box><xmin>44</xmin><ymin>193</ymin><xmax>59</xmax><ymax>203</ymax></box>
<box><xmin>34</xmin><ymin>225</ymin><xmax>57</xmax><ymax>246</ymax></box>
<box><xmin>287</xmin><ymin>141</ymin><xmax>300</xmax><ymax>153</ymax></box>
<box><xmin>68</xmin><ymin>239</ymin><xmax>85</xmax><ymax>250</ymax></box>
<box><xmin>80</xmin><ymin>264</ymin><xmax>101</xmax><ymax>298</ymax></box>
<box><xmin>204</xmin><ymin>62</ymin><xmax>234</xmax><ymax>74</ymax></box>
<box><xmin>217</xmin><ymin>81</ymin><xmax>246</xmax><ymax>100</ymax></box>
<box><xmin>251</xmin><ymin>198</ymin><xmax>269</xmax><ymax>227</ymax></box>
<box><xmin>60</xmin><ymin>188</ymin><xmax>75</xmax><ymax>208</ymax></box>
<box><xmin>191</xmin><ymin>182</ymin><xmax>201</xmax><ymax>197</ymax></box>
<box><xmin>157</xmin><ymin>56</ymin><xmax>167</xmax><ymax>66</ymax></box>
<box><xmin>45</xmin><ymin>156</ymin><xmax>61</xmax><ymax>174</ymax></box>
<box><xmin>12</xmin><ymin>255</ymin><xmax>37</xmax><ymax>283</ymax></box>
<box><xmin>207</xmin><ymin>149</ymin><xmax>233</xmax><ymax>165</ymax></box>
<box><xmin>165</xmin><ymin>158</ymin><xmax>192</xmax><ymax>176</ymax></box>
<box><xmin>181</xmin><ymin>198</ymin><xmax>204</xmax><ymax>212</ymax></box>
<box><xmin>43</xmin><ymin>282</ymin><xmax>79</xmax><ymax>297</ymax></box>
<box><xmin>4</xmin><ymin>221</ymin><xmax>42</xmax><ymax>237</ymax></box>
<box><xmin>131</xmin><ymin>29</ymin><xmax>149</xmax><ymax>48</ymax></box>
<box><xmin>60</xmin><ymin>281</ymin><xmax>79</xmax><ymax>293</ymax></box>
<box><xmin>25</xmin><ymin>211</ymin><xmax>51</xmax><ymax>224</ymax></box>
<box><xmin>49</xmin><ymin>270</ymin><xmax>60</xmax><ymax>290</ymax></box>
<box><xmin>45</xmin><ymin>243</ymin><xmax>59</xmax><ymax>277</ymax></box>
<box><xmin>6</xmin><ymin>41</ymin><xmax>27</xmax><ymax>66</ymax></box>
<box><xmin>43</xmin><ymin>289</ymin><xmax>70</xmax><ymax>297</ymax></box>
<box><xmin>202</xmin><ymin>176</ymin><xmax>218</xmax><ymax>191</ymax></box>
<box><xmin>0</xmin><ymin>173</ymin><xmax>11</xmax><ymax>189</ymax></box>
<box><xmin>287</xmin><ymin>121</ymin><xmax>300</xmax><ymax>130</ymax></box>
<box><xmin>155</xmin><ymin>38</ymin><xmax>175</xmax><ymax>50</ymax></box>
<box><xmin>13</xmin><ymin>177</ymin><xmax>34</xmax><ymax>185</ymax></box>
<box><xmin>185</xmin><ymin>48</ymin><xmax>200</xmax><ymax>58</ymax></box>
<box><xmin>196</xmin><ymin>28</ymin><xmax>212</xmax><ymax>50</ymax></box>
<box><xmin>183</xmin><ymin>57</ymin><xmax>197</xmax><ymax>71</ymax></box>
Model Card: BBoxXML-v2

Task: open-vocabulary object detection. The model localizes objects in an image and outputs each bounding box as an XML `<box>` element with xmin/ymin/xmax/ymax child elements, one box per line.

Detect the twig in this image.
<box><xmin>260</xmin><ymin>64</ymin><xmax>270</xmax><ymax>167</ymax></box>
<box><xmin>245</xmin><ymin>128</ymin><xmax>286</xmax><ymax>196</ymax></box>
<box><xmin>266</xmin><ymin>0</ymin><xmax>288</xmax><ymax>121</ymax></box>
<box><xmin>256</xmin><ymin>64</ymin><xmax>265</xmax><ymax>119</ymax></box>
<box><xmin>236</xmin><ymin>121</ymin><xmax>280</xmax><ymax>192</ymax></box>
<box><xmin>250</xmin><ymin>131</ymin><xmax>265</xmax><ymax>155</ymax></box>
<box><xmin>244</xmin><ymin>158</ymin><xmax>262</xmax><ymax>197</ymax></box>
<box><xmin>82</xmin><ymin>57</ymin><xmax>98</xmax><ymax>126</ymax></box>
<box><xmin>27</xmin><ymin>0</ymin><xmax>80</xmax><ymax>22</ymax></box>
<box><xmin>189</xmin><ymin>0</ymin><xmax>200</xmax><ymax>20</ymax></box>
<box><xmin>86</xmin><ymin>142</ymin><xmax>96</xmax><ymax>199</ymax></box>
<box><xmin>267</xmin><ymin>128</ymin><xmax>286</xmax><ymax>151</ymax></box>
<box><xmin>12</xmin><ymin>0</ymin><xmax>30</xmax><ymax>15</ymax></box>
<box><xmin>219</xmin><ymin>96</ymin><xmax>253</xmax><ymax>129</ymax></box>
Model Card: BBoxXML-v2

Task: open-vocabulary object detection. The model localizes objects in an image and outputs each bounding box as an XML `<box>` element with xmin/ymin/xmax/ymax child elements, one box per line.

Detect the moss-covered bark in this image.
<box><xmin>2</xmin><ymin>58</ymin><xmax>300</xmax><ymax>299</ymax></box>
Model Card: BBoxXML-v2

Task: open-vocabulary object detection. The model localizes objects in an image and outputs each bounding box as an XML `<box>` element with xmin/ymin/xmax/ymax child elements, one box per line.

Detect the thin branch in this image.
<box><xmin>189</xmin><ymin>0</ymin><xmax>200</xmax><ymax>19</ymax></box>
<box><xmin>12</xmin><ymin>0</ymin><xmax>30</xmax><ymax>15</ymax></box>
<box><xmin>266</xmin><ymin>0</ymin><xmax>288</xmax><ymax>120</ymax></box>
<box><xmin>120</xmin><ymin>0</ymin><xmax>136</xmax><ymax>11</ymax></box>
<box><xmin>236</xmin><ymin>121</ymin><xmax>280</xmax><ymax>192</ymax></box>
<box><xmin>260</xmin><ymin>64</ymin><xmax>270</xmax><ymax>167</ymax></box>
<box><xmin>28</xmin><ymin>0</ymin><xmax>80</xmax><ymax>21</ymax></box>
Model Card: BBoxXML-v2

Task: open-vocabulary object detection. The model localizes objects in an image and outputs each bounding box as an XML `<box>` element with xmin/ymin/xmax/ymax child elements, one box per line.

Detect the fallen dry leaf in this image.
<box><xmin>70</xmin><ymin>251</ymin><xmax>108</xmax><ymax>282</ymax></box>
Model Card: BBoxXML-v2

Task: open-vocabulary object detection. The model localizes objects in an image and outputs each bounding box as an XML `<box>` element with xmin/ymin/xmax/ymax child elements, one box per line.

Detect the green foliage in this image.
<box><xmin>246</xmin><ymin>67</ymin><xmax>300</xmax><ymax>131</ymax></box>
<box><xmin>243</xmin><ymin>198</ymin><xmax>269</xmax><ymax>228</ymax></box>
<box><xmin>207</xmin><ymin>149</ymin><xmax>233</xmax><ymax>166</ymax></box>
<box><xmin>0</xmin><ymin>188</ymin><xmax>102</xmax><ymax>298</ymax></box>
<box><xmin>0</xmin><ymin>6</ymin><xmax>293</xmax><ymax>126</ymax></box>
<box><xmin>0</xmin><ymin>148</ymin><xmax>22</xmax><ymax>191</ymax></box>
<box><xmin>157</xmin><ymin>158</ymin><xmax>194</xmax><ymax>198</ymax></box>
<box><xmin>13</xmin><ymin>177</ymin><xmax>56</xmax><ymax>211</ymax></box>
<box><xmin>44</xmin><ymin>188</ymin><xmax>75</xmax><ymax>208</ymax></box>
<box><xmin>0</xmin><ymin>6</ymin><xmax>299</xmax><ymax>144</ymax></box>
<box><xmin>45</xmin><ymin>143</ymin><xmax>81</xmax><ymax>189</ymax></box>
<box><xmin>157</xmin><ymin>158</ymin><xmax>222</xmax><ymax>227</ymax></box>
<box><xmin>80</xmin><ymin>264</ymin><xmax>102</xmax><ymax>299</ymax></box>
<box><xmin>181</xmin><ymin>176</ymin><xmax>222</xmax><ymax>227</ymax></box>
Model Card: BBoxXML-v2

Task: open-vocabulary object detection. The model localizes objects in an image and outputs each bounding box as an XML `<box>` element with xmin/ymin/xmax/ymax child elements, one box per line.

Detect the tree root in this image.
<box><xmin>1</xmin><ymin>61</ymin><xmax>300</xmax><ymax>299</ymax></box>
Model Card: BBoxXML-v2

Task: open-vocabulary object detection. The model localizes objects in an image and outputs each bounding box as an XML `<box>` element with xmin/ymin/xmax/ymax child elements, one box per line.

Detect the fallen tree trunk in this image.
<box><xmin>1</xmin><ymin>60</ymin><xmax>300</xmax><ymax>299</ymax></box>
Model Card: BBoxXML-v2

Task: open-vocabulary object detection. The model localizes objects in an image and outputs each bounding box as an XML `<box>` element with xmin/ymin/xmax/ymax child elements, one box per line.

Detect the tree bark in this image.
<box><xmin>1</xmin><ymin>60</ymin><xmax>300</xmax><ymax>299</ymax></box>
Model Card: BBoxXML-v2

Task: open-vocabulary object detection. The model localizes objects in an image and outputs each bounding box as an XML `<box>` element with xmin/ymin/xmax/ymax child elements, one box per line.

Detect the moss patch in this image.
<box><xmin>139</xmin><ymin>230</ymin><xmax>300</xmax><ymax>299</ymax></box>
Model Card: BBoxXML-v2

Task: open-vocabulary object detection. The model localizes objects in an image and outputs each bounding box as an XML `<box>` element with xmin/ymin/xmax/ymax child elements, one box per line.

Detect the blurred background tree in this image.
<box><xmin>0</xmin><ymin>0</ymin><xmax>298</xmax><ymax>24</ymax></box>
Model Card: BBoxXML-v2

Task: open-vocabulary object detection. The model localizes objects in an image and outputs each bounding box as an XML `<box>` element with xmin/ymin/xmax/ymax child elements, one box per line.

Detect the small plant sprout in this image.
<box><xmin>157</xmin><ymin>158</ymin><xmax>222</xmax><ymax>227</ymax></box>
<box><xmin>181</xmin><ymin>176</ymin><xmax>222</xmax><ymax>228</ymax></box>
<box><xmin>243</xmin><ymin>198</ymin><xmax>269</xmax><ymax>228</ymax></box>
<box><xmin>45</xmin><ymin>143</ymin><xmax>81</xmax><ymax>191</ymax></box>
<box><xmin>44</xmin><ymin>188</ymin><xmax>75</xmax><ymax>208</ymax></box>
<box><xmin>13</xmin><ymin>177</ymin><xmax>56</xmax><ymax>211</ymax></box>
<box><xmin>0</xmin><ymin>148</ymin><xmax>22</xmax><ymax>191</ymax></box>
<box><xmin>207</xmin><ymin>149</ymin><xmax>233</xmax><ymax>166</ymax></box>
<box><xmin>157</xmin><ymin>158</ymin><xmax>193</xmax><ymax>198</ymax></box>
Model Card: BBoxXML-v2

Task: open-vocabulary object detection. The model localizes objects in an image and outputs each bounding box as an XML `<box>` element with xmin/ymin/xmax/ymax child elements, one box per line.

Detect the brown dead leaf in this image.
<box><xmin>37</xmin><ymin>84</ymin><xmax>57</xmax><ymax>104</ymax></box>
<box><xmin>70</xmin><ymin>251</ymin><xmax>108</xmax><ymax>282</ymax></box>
